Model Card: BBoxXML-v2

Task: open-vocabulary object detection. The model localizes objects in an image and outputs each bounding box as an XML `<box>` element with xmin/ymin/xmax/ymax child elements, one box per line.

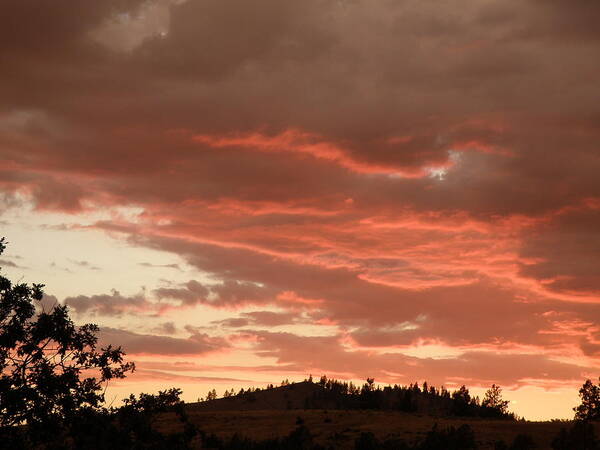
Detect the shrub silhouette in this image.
<box><xmin>509</xmin><ymin>433</ymin><xmax>536</xmax><ymax>450</ymax></box>
<box><xmin>552</xmin><ymin>420</ymin><xmax>599</xmax><ymax>450</ymax></box>
<box><xmin>355</xmin><ymin>431</ymin><xmax>380</xmax><ymax>450</ymax></box>
<box><xmin>417</xmin><ymin>423</ymin><xmax>477</xmax><ymax>450</ymax></box>
<box><xmin>67</xmin><ymin>389</ymin><xmax>198</xmax><ymax>450</ymax></box>
<box><xmin>353</xmin><ymin>424</ymin><xmax>477</xmax><ymax>450</ymax></box>
<box><xmin>201</xmin><ymin>424</ymin><xmax>320</xmax><ymax>450</ymax></box>
<box><xmin>494</xmin><ymin>441</ymin><xmax>509</xmax><ymax>450</ymax></box>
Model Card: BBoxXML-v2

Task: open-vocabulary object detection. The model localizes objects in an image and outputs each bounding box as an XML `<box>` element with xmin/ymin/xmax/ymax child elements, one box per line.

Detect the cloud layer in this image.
<box><xmin>2</xmin><ymin>0</ymin><xmax>600</xmax><ymax>417</ymax></box>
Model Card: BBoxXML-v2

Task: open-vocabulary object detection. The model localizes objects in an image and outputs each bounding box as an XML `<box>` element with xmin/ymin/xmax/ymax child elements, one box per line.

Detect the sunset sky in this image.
<box><xmin>2</xmin><ymin>0</ymin><xmax>600</xmax><ymax>420</ymax></box>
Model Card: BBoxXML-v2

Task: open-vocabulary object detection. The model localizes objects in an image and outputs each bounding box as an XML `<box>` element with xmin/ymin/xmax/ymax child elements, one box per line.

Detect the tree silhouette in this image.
<box><xmin>208</xmin><ymin>375</ymin><xmax>514</xmax><ymax>418</ymax></box>
<box><xmin>0</xmin><ymin>238</ymin><xmax>134</xmax><ymax>444</ymax></box>
<box><xmin>575</xmin><ymin>379</ymin><xmax>600</xmax><ymax>421</ymax></box>
<box><xmin>451</xmin><ymin>385</ymin><xmax>472</xmax><ymax>416</ymax></box>
<box><xmin>206</xmin><ymin>388</ymin><xmax>217</xmax><ymax>401</ymax></box>
<box><xmin>112</xmin><ymin>387</ymin><xmax>197</xmax><ymax>449</ymax></box>
<box><xmin>483</xmin><ymin>384</ymin><xmax>509</xmax><ymax>415</ymax></box>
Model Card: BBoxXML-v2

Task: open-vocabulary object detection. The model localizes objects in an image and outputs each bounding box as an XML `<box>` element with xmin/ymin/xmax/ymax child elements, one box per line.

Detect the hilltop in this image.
<box><xmin>189</xmin><ymin>377</ymin><xmax>514</xmax><ymax>420</ymax></box>
<box><xmin>171</xmin><ymin>380</ymin><xmax>591</xmax><ymax>448</ymax></box>
<box><xmin>190</xmin><ymin>381</ymin><xmax>325</xmax><ymax>411</ymax></box>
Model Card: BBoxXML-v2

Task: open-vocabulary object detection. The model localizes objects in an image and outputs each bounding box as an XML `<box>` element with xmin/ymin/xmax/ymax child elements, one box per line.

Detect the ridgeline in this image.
<box><xmin>192</xmin><ymin>376</ymin><xmax>514</xmax><ymax>420</ymax></box>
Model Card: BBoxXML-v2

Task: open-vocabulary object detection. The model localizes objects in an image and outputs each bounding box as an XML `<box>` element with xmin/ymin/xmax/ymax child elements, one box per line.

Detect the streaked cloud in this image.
<box><xmin>2</xmin><ymin>0</ymin><xmax>600</xmax><ymax>419</ymax></box>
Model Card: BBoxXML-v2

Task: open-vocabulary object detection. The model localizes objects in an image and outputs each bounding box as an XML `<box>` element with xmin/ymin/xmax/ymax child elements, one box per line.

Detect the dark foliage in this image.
<box><xmin>112</xmin><ymin>388</ymin><xmax>198</xmax><ymax>449</ymax></box>
<box><xmin>482</xmin><ymin>384</ymin><xmax>510</xmax><ymax>415</ymax></box>
<box><xmin>0</xmin><ymin>238</ymin><xmax>198</xmax><ymax>449</ymax></box>
<box><xmin>418</xmin><ymin>424</ymin><xmax>477</xmax><ymax>450</ymax></box>
<box><xmin>64</xmin><ymin>389</ymin><xmax>198</xmax><ymax>450</ymax></box>
<box><xmin>552</xmin><ymin>421</ymin><xmax>599</xmax><ymax>450</ymax></box>
<box><xmin>575</xmin><ymin>379</ymin><xmax>600</xmax><ymax>421</ymax></box>
<box><xmin>353</xmin><ymin>424</ymin><xmax>477</xmax><ymax>449</ymax></box>
<box><xmin>495</xmin><ymin>441</ymin><xmax>509</xmax><ymax>450</ymax></box>
<box><xmin>0</xmin><ymin>238</ymin><xmax>134</xmax><ymax>446</ymax></box>
<box><xmin>213</xmin><ymin>375</ymin><xmax>515</xmax><ymax>419</ymax></box>
<box><xmin>203</xmin><ymin>423</ymin><xmax>480</xmax><ymax>450</ymax></box>
<box><xmin>354</xmin><ymin>431</ymin><xmax>408</xmax><ymax>450</ymax></box>
<box><xmin>508</xmin><ymin>434</ymin><xmax>537</xmax><ymax>450</ymax></box>
<box><xmin>492</xmin><ymin>434</ymin><xmax>538</xmax><ymax>450</ymax></box>
<box><xmin>201</xmin><ymin>424</ymin><xmax>323</xmax><ymax>450</ymax></box>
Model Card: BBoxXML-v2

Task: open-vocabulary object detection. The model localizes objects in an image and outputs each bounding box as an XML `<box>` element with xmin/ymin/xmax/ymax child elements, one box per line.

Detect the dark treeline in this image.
<box><xmin>206</xmin><ymin>375</ymin><xmax>515</xmax><ymax>420</ymax></box>
<box><xmin>308</xmin><ymin>375</ymin><xmax>513</xmax><ymax>419</ymax></box>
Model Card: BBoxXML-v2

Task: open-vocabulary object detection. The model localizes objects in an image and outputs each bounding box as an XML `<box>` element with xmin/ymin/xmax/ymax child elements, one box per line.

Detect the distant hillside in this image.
<box><xmin>190</xmin><ymin>381</ymin><xmax>328</xmax><ymax>411</ymax></box>
<box><xmin>189</xmin><ymin>378</ymin><xmax>514</xmax><ymax>420</ymax></box>
<box><xmin>171</xmin><ymin>380</ymin><xmax>578</xmax><ymax>448</ymax></box>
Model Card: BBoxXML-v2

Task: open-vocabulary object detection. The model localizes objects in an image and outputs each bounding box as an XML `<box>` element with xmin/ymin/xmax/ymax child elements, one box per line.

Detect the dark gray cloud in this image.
<box><xmin>64</xmin><ymin>290</ymin><xmax>151</xmax><ymax>316</ymax></box>
<box><xmin>68</xmin><ymin>259</ymin><xmax>101</xmax><ymax>270</ymax></box>
<box><xmin>100</xmin><ymin>326</ymin><xmax>228</xmax><ymax>355</ymax></box>
<box><xmin>154</xmin><ymin>279</ymin><xmax>275</xmax><ymax>307</ymax></box>
<box><xmin>153</xmin><ymin>279</ymin><xmax>210</xmax><ymax>306</ymax></box>
<box><xmin>0</xmin><ymin>259</ymin><xmax>20</xmax><ymax>268</ymax></box>
<box><xmin>215</xmin><ymin>310</ymin><xmax>300</xmax><ymax>328</ymax></box>
<box><xmin>138</xmin><ymin>262</ymin><xmax>182</xmax><ymax>270</ymax></box>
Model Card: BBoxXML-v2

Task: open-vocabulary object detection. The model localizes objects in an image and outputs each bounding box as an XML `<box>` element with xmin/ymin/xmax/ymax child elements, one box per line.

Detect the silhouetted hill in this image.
<box><xmin>189</xmin><ymin>378</ymin><xmax>514</xmax><ymax>420</ymax></box>
<box><xmin>190</xmin><ymin>381</ymin><xmax>327</xmax><ymax>411</ymax></box>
